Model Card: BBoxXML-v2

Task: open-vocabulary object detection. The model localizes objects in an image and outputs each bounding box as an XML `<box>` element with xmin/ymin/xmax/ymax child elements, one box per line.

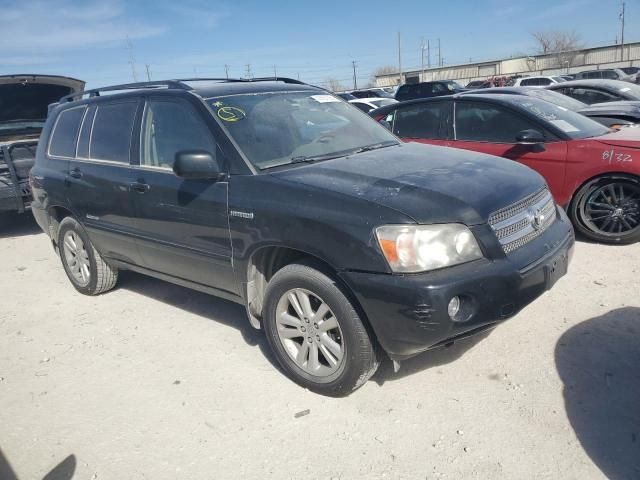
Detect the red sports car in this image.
<box><xmin>371</xmin><ymin>93</ymin><xmax>640</xmax><ymax>244</ymax></box>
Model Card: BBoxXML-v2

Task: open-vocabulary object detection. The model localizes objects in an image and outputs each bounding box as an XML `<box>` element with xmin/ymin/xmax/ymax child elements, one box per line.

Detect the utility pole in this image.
<box><xmin>437</xmin><ymin>38</ymin><xmax>442</xmax><ymax>67</ymax></box>
<box><xmin>421</xmin><ymin>37</ymin><xmax>426</xmax><ymax>80</ymax></box>
<box><xmin>352</xmin><ymin>60</ymin><xmax>358</xmax><ymax>90</ymax></box>
<box><xmin>245</xmin><ymin>64</ymin><xmax>252</xmax><ymax>79</ymax></box>
<box><xmin>273</xmin><ymin>65</ymin><xmax>277</xmax><ymax>77</ymax></box>
<box><xmin>224</xmin><ymin>64</ymin><xmax>230</xmax><ymax>79</ymax></box>
<box><xmin>398</xmin><ymin>31</ymin><xmax>403</xmax><ymax>85</ymax></box>
<box><xmin>427</xmin><ymin>39</ymin><xmax>431</xmax><ymax>69</ymax></box>
<box><xmin>145</xmin><ymin>64</ymin><xmax>152</xmax><ymax>81</ymax></box>
<box><xmin>125</xmin><ymin>35</ymin><xmax>138</xmax><ymax>82</ymax></box>
<box><xmin>620</xmin><ymin>2</ymin><xmax>626</xmax><ymax>61</ymax></box>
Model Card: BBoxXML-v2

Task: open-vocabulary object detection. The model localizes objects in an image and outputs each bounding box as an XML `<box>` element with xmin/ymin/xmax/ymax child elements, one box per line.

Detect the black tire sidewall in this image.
<box><xmin>57</xmin><ymin>218</ymin><xmax>101</xmax><ymax>295</ymax></box>
<box><xmin>570</xmin><ymin>176</ymin><xmax>640</xmax><ymax>244</ymax></box>
<box><xmin>263</xmin><ymin>264</ymin><xmax>376</xmax><ymax>395</ymax></box>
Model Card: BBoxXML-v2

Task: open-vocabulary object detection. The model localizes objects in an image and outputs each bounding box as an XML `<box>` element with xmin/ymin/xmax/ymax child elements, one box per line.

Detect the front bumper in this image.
<box><xmin>340</xmin><ymin>212</ymin><xmax>575</xmax><ymax>360</ymax></box>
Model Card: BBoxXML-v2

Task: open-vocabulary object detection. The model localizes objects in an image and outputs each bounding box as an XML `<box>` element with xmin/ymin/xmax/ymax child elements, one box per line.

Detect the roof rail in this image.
<box><xmin>59</xmin><ymin>77</ymin><xmax>311</xmax><ymax>103</ymax></box>
<box><xmin>59</xmin><ymin>80</ymin><xmax>191</xmax><ymax>102</ymax></box>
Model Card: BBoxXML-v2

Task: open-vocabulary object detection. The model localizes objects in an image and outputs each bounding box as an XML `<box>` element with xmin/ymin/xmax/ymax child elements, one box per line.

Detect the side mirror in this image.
<box><xmin>173</xmin><ymin>150</ymin><xmax>222</xmax><ymax>180</ymax></box>
<box><xmin>516</xmin><ymin>129</ymin><xmax>545</xmax><ymax>145</ymax></box>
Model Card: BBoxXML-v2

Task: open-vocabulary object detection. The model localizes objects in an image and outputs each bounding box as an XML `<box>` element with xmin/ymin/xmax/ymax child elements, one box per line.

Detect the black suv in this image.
<box><xmin>395</xmin><ymin>81</ymin><xmax>466</xmax><ymax>101</ymax></box>
<box><xmin>31</xmin><ymin>78</ymin><xmax>574</xmax><ymax>395</ymax></box>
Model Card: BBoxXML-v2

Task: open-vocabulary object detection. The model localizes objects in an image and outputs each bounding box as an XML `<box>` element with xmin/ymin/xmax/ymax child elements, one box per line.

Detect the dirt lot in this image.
<box><xmin>1</xmin><ymin>212</ymin><xmax>639</xmax><ymax>480</ymax></box>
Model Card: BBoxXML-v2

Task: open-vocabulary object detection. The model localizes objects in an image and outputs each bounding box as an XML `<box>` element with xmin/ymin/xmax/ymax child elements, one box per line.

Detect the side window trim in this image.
<box><xmin>47</xmin><ymin>105</ymin><xmax>87</xmax><ymax>159</ymax></box>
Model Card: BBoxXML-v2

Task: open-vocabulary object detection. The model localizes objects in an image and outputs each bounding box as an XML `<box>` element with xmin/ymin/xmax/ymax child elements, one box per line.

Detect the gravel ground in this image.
<box><xmin>1</xmin><ymin>212</ymin><xmax>639</xmax><ymax>480</ymax></box>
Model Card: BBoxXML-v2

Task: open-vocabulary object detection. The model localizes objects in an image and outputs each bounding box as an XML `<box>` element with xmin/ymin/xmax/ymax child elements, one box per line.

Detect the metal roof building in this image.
<box><xmin>375</xmin><ymin>41</ymin><xmax>640</xmax><ymax>87</ymax></box>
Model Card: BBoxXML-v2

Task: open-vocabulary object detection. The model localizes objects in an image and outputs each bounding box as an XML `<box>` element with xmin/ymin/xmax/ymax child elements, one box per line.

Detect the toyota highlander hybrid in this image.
<box><xmin>30</xmin><ymin>78</ymin><xmax>574</xmax><ymax>395</ymax></box>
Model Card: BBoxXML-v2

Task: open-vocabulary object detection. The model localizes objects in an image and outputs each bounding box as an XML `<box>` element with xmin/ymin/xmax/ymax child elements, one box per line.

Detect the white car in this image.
<box><xmin>513</xmin><ymin>76</ymin><xmax>566</xmax><ymax>87</ymax></box>
<box><xmin>349</xmin><ymin>97</ymin><xmax>398</xmax><ymax>113</ymax></box>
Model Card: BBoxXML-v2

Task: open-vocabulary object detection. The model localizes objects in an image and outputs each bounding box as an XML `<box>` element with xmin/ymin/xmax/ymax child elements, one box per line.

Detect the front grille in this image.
<box><xmin>489</xmin><ymin>188</ymin><xmax>557</xmax><ymax>254</ymax></box>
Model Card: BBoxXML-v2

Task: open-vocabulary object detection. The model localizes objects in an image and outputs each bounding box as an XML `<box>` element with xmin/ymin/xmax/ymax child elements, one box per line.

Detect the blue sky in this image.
<box><xmin>2</xmin><ymin>0</ymin><xmax>637</xmax><ymax>89</ymax></box>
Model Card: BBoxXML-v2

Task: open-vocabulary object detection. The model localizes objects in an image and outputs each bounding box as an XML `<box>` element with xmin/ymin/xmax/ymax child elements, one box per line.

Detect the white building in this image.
<box><xmin>375</xmin><ymin>41</ymin><xmax>640</xmax><ymax>87</ymax></box>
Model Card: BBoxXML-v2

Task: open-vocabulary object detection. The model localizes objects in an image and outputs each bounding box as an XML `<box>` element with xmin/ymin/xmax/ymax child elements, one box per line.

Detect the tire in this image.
<box><xmin>569</xmin><ymin>175</ymin><xmax>640</xmax><ymax>245</ymax></box>
<box><xmin>263</xmin><ymin>262</ymin><xmax>379</xmax><ymax>396</ymax></box>
<box><xmin>57</xmin><ymin>217</ymin><xmax>118</xmax><ymax>295</ymax></box>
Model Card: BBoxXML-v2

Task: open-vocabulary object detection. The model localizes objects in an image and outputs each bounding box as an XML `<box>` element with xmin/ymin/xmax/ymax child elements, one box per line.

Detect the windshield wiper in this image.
<box><xmin>290</xmin><ymin>151</ymin><xmax>351</xmax><ymax>164</ymax></box>
<box><xmin>352</xmin><ymin>141</ymin><xmax>399</xmax><ymax>154</ymax></box>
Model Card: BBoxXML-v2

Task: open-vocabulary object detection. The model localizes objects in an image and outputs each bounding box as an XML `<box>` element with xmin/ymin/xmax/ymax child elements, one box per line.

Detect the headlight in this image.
<box><xmin>375</xmin><ymin>224</ymin><xmax>483</xmax><ymax>273</ymax></box>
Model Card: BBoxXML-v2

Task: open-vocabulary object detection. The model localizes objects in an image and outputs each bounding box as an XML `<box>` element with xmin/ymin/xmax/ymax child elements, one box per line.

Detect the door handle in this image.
<box><xmin>129</xmin><ymin>182</ymin><xmax>150</xmax><ymax>193</ymax></box>
<box><xmin>69</xmin><ymin>168</ymin><xmax>83</xmax><ymax>179</ymax></box>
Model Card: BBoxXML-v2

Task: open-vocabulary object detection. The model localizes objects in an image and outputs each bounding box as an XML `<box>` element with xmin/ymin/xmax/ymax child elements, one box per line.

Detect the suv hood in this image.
<box><xmin>0</xmin><ymin>74</ymin><xmax>84</xmax><ymax>139</ymax></box>
<box><xmin>272</xmin><ymin>143</ymin><xmax>546</xmax><ymax>225</ymax></box>
<box><xmin>593</xmin><ymin>126</ymin><xmax>640</xmax><ymax>149</ymax></box>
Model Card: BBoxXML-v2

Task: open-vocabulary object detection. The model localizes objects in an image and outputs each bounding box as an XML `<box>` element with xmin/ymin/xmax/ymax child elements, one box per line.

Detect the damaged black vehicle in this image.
<box><xmin>32</xmin><ymin>78</ymin><xmax>574</xmax><ymax>396</ymax></box>
<box><xmin>0</xmin><ymin>74</ymin><xmax>84</xmax><ymax>215</ymax></box>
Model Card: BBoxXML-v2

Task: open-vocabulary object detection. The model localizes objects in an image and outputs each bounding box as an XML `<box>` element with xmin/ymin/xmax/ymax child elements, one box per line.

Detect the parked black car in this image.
<box><xmin>31</xmin><ymin>78</ymin><xmax>573</xmax><ymax>395</ymax></box>
<box><xmin>547</xmin><ymin>79</ymin><xmax>640</xmax><ymax>104</ymax></box>
<box><xmin>463</xmin><ymin>87</ymin><xmax>640</xmax><ymax>128</ymax></box>
<box><xmin>1</xmin><ymin>74</ymin><xmax>84</xmax><ymax>214</ymax></box>
<box><xmin>349</xmin><ymin>88</ymin><xmax>394</xmax><ymax>99</ymax></box>
<box><xmin>395</xmin><ymin>81</ymin><xmax>466</xmax><ymax>101</ymax></box>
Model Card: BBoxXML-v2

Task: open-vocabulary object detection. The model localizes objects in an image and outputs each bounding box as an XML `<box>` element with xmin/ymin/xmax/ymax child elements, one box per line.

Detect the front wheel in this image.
<box><xmin>263</xmin><ymin>263</ymin><xmax>379</xmax><ymax>396</ymax></box>
<box><xmin>570</xmin><ymin>175</ymin><xmax>640</xmax><ymax>244</ymax></box>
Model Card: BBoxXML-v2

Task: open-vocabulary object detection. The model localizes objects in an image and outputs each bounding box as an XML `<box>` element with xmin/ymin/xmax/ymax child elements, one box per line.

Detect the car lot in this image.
<box><xmin>1</xmin><ymin>212</ymin><xmax>638</xmax><ymax>480</ymax></box>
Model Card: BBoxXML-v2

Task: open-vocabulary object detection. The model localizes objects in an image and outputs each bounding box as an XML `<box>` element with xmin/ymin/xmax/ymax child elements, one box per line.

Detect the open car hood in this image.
<box><xmin>0</xmin><ymin>74</ymin><xmax>85</xmax><ymax>125</ymax></box>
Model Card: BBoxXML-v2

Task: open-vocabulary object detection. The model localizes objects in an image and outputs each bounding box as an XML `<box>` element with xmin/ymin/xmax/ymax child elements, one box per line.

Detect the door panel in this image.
<box><xmin>131</xmin><ymin>98</ymin><xmax>234</xmax><ymax>293</ymax></box>
<box><xmin>64</xmin><ymin>101</ymin><xmax>142</xmax><ymax>264</ymax></box>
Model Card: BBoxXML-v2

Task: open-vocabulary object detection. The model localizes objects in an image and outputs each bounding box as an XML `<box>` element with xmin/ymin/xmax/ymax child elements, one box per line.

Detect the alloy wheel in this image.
<box><xmin>62</xmin><ymin>231</ymin><xmax>91</xmax><ymax>286</ymax></box>
<box><xmin>275</xmin><ymin>288</ymin><xmax>344</xmax><ymax>377</ymax></box>
<box><xmin>582</xmin><ymin>182</ymin><xmax>640</xmax><ymax>236</ymax></box>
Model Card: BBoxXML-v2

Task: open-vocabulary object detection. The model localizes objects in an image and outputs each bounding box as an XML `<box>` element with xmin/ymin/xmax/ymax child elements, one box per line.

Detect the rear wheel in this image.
<box><xmin>57</xmin><ymin>217</ymin><xmax>118</xmax><ymax>295</ymax></box>
<box><xmin>263</xmin><ymin>262</ymin><xmax>379</xmax><ymax>396</ymax></box>
<box><xmin>570</xmin><ymin>175</ymin><xmax>640</xmax><ymax>244</ymax></box>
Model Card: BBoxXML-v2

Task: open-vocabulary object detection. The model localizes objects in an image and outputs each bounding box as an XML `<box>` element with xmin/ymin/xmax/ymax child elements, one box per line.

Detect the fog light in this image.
<box><xmin>448</xmin><ymin>296</ymin><xmax>461</xmax><ymax>319</ymax></box>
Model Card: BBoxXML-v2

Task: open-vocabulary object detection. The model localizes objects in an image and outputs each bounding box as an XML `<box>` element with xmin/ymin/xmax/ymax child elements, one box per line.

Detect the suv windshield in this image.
<box><xmin>206</xmin><ymin>91</ymin><xmax>399</xmax><ymax>169</ymax></box>
<box><xmin>511</xmin><ymin>96</ymin><xmax>610</xmax><ymax>139</ymax></box>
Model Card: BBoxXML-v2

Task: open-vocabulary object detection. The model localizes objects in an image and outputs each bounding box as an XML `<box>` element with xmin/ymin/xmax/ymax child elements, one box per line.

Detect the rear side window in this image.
<box><xmin>90</xmin><ymin>101</ymin><xmax>138</xmax><ymax>163</ymax></box>
<box><xmin>565</xmin><ymin>88</ymin><xmax>619</xmax><ymax>105</ymax></box>
<box><xmin>49</xmin><ymin>107</ymin><xmax>85</xmax><ymax>157</ymax></box>
<box><xmin>602</xmin><ymin>70</ymin><xmax>618</xmax><ymax>80</ymax></box>
<box><xmin>393</xmin><ymin>102</ymin><xmax>447</xmax><ymax>139</ymax></box>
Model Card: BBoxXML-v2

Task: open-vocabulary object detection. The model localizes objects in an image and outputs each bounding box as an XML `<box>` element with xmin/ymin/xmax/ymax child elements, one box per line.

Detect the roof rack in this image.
<box><xmin>59</xmin><ymin>77</ymin><xmax>308</xmax><ymax>102</ymax></box>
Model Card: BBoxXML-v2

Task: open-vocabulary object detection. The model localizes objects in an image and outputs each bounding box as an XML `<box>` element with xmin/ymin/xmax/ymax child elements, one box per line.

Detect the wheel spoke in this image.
<box><xmin>295</xmin><ymin>290</ymin><xmax>314</xmax><ymax>318</ymax></box>
<box><xmin>319</xmin><ymin>343</ymin><xmax>339</xmax><ymax>367</ymax></box>
<box><xmin>288</xmin><ymin>292</ymin><xmax>305</xmax><ymax>319</ymax></box>
<box><xmin>279</xmin><ymin>312</ymin><xmax>302</xmax><ymax>328</ymax></box>
<box><xmin>319</xmin><ymin>316</ymin><xmax>338</xmax><ymax>332</ymax></box>
<box><xmin>296</xmin><ymin>340</ymin><xmax>310</xmax><ymax>364</ymax></box>
<box><xmin>607</xmin><ymin>184</ymin><xmax>618</xmax><ymax>204</ymax></box>
<box><xmin>279</xmin><ymin>327</ymin><xmax>303</xmax><ymax>339</ymax></box>
<box><xmin>313</xmin><ymin>302</ymin><xmax>330</xmax><ymax>322</ymax></box>
<box><xmin>308</xmin><ymin>343</ymin><xmax>320</xmax><ymax>371</ymax></box>
<box><xmin>320</xmin><ymin>333</ymin><xmax>343</xmax><ymax>360</ymax></box>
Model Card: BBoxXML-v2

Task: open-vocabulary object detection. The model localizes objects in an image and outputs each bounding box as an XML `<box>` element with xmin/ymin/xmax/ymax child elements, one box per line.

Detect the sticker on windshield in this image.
<box><xmin>217</xmin><ymin>106</ymin><xmax>246</xmax><ymax>122</ymax></box>
<box><xmin>620</xmin><ymin>87</ymin><xmax>631</xmax><ymax>92</ymax></box>
<box><xmin>550</xmin><ymin>119</ymin><xmax>580</xmax><ymax>133</ymax></box>
<box><xmin>311</xmin><ymin>94</ymin><xmax>340</xmax><ymax>103</ymax></box>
